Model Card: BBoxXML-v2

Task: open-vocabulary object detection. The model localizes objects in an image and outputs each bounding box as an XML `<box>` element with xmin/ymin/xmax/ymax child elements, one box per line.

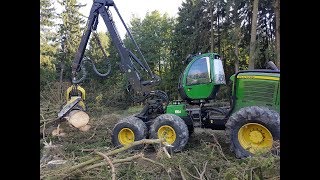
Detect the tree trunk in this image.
<box><xmin>59</xmin><ymin>61</ymin><xmax>64</xmax><ymax>84</ymax></box>
<box><xmin>59</xmin><ymin>37</ymin><xmax>66</xmax><ymax>100</ymax></box>
<box><xmin>274</xmin><ymin>0</ymin><xmax>280</xmax><ymax>69</ymax></box>
<box><xmin>234</xmin><ymin>27</ymin><xmax>242</xmax><ymax>73</ymax></box>
<box><xmin>59</xmin><ymin>61</ymin><xmax>64</xmax><ymax>100</ymax></box>
<box><xmin>249</xmin><ymin>0</ymin><xmax>259</xmax><ymax>70</ymax></box>
<box><xmin>158</xmin><ymin>58</ymin><xmax>161</xmax><ymax>77</ymax></box>
<box><xmin>264</xmin><ymin>16</ymin><xmax>269</xmax><ymax>46</ymax></box>
<box><xmin>217</xmin><ymin>4</ymin><xmax>221</xmax><ymax>55</ymax></box>
<box><xmin>210</xmin><ymin>5</ymin><xmax>214</xmax><ymax>53</ymax></box>
<box><xmin>234</xmin><ymin>42</ymin><xmax>239</xmax><ymax>73</ymax></box>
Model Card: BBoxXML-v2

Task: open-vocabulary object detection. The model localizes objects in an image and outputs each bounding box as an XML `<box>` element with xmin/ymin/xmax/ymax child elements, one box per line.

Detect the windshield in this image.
<box><xmin>186</xmin><ymin>57</ymin><xmax>211</xmax><ymax>85</ymax></box>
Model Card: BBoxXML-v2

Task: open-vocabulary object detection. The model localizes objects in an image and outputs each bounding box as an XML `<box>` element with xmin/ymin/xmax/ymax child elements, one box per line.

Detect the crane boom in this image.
<box><xmin>58</xmin><ymin>0</ymin><xmax>168</xmax><ymax>125</ymax></box>
<box><xmin>72</xmin><ymin>0</ymin><xmax>159</xmax><ymax>98</ymax></box>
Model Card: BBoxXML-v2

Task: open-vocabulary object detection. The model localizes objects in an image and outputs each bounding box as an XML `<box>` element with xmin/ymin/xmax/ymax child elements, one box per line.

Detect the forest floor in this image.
<box><xmin>40</xmin><ymin>105</ymin><xmax>280</xmax><ymax>180</ymax></box>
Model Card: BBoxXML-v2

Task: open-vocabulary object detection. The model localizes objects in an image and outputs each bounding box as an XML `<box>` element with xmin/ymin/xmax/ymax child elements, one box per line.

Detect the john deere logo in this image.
<box><xmin>175</xmin><ymin>110</ymin><xmax>182</xmax><ymax>114</ymax></box>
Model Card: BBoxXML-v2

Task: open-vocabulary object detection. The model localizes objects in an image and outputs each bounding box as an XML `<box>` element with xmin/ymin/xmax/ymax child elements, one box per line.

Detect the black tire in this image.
<box><xmin>225</xmin><ymin>106</ymin><xmax>280</xmax><ymax>158</ymax></box>
<box><xmin>187</xmin><ymin>125</ymin><xmax>194</xmax><ymax>136</ymax></box>
<box><xmin>150</xmin><ymin>114</ymin><xmax>189</xmax><ymax>152</ymax></box>
<box><xmin>111</xmin><ymin>115</ymin><xmax>148</xmax><ymax>149</ymax></box>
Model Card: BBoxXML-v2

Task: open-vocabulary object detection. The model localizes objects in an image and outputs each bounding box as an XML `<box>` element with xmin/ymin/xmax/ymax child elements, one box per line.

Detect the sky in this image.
<box><xmin>55</xmin><ymin>0</ymin><xmax>184</xmax><ymax>39</ymax></box>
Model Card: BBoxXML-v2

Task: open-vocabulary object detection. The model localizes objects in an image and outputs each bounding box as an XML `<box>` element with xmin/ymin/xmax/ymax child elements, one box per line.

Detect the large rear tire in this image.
<box><xmin>150</xmin><ymin>114</ymin><xmax>189</xmax><ymax>152</ymax></box>
<box><xmin>225</xmin><ymin>106</ymin><xmax>280</xmax><ymax>158</ymax></box>
<box><xmin>111</xmin><ymin>115</ymin><xmax>147</xmax><ymax>149</ymax></box>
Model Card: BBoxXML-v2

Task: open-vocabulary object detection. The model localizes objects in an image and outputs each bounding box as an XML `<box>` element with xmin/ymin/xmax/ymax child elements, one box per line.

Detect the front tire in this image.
<box><xmin>111</xmin><ymin>115</ymin><xmax>147</xmax><ymax>149</ymax></box>
<box><xmin>225</xmin><ymin>106</ymin><xmax>280</xmax><ymax>158</ymax></box>
<box><xmin>150</xmin><ymin>114</ymin><xmax>189</xmax><ymax>152</ymax></box>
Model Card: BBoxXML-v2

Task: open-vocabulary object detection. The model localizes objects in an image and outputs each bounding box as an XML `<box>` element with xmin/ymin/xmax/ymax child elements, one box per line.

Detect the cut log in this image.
<box><xmin>79</xmin><ymin>125</ymin><xmax>91</xmax><ymax>132</ymax></box>
<box><xmin>66</xmin><ymin>110</ymin><xmax>89</xmax><ymax>128</ymax></box>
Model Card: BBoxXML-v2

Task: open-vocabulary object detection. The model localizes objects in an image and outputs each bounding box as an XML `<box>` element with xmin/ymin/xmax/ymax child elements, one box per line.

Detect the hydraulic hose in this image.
<box><xmin>72</xmin><ymin>57</ymin><xmax>111</xmax><ymax>84</ymax></box>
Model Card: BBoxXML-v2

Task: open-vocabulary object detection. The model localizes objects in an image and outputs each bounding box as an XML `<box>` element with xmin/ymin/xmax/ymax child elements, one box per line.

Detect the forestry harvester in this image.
<box><xmin>57</xmin><ymin>0</ymin><xmax>280</xmax><ymax>158</ymax></box>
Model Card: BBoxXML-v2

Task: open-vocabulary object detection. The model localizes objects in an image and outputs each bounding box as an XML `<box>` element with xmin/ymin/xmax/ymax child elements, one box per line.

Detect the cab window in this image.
<box><xmin>186</xmin><ymin>57</ymin><xmax>211</xmax><ymax>85</ymax></box>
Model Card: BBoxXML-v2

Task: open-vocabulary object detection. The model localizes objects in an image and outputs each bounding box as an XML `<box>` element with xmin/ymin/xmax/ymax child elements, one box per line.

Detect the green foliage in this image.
<box><xmin>40</xmin><ymin>0</ymin><xmax>57</xmax><ymax>59</ymax></box>
<box><xmin>87</xmin><ymin>32</ymin><xmax>110</xmax><ymax>60</ymax></box>
<box><xmin>40</xmin><ymin>42</ymin><xmax>57</xmax><ymax>70</ymax></box>
<box><xmin>40</xmin><ymin>0</ymin><xmax>58</xmax><ymax>88</ymax></box>
<box><xmin>57</xmin><ymin>0</ymin><xmax>86</xmax><ymax>79</ymax></box>
<box><xmin>84</xmin><ymin>32</ymin><xmax>111</xmax><ymax>78</ymax></box>
<box><xmin>124</xmin><ymin>11</ymin><xmax>175</xmax><ymax>97</ymax></box>
<box><xmin>40</xmin><ymin>0</ymin><xmax>279</xmax><ymax>108</ymax></box>
<box><xmin>74</xmin><ymin>35</ymin><xmax>132</xmax><ymax>111</ymax></box>
<box><xmin>40</xmin><ymin>67</ymin><xmax>57</xmax><ymax>90</ymax></box>
<box><xmin>40</xmin><ymin>0</ymin><xmax>56</xmax><ymax>29</ymax></box>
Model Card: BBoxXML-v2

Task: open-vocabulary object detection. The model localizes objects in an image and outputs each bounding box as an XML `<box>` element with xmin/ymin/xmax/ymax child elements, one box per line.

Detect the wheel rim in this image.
<box><xmin>118</xmin><ymin>128</ymin><xmax>135</xmax><ymax>145</ymax></box>
<box><xmin>238</xmin><ymin>123</ymin><xmax>273</xmax><ymax>154</ymax></box>
<box><xmin>158</xmin><ymin>125</ymin><xmax>176</xmax><ymax>145</ymax></box>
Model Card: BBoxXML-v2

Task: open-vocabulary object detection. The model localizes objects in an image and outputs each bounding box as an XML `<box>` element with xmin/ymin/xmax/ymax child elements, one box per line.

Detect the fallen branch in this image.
<box><xmin>83</xmin><ymin>153</ymin><xmax>144</xmax><ymax>172</ymax></box>
<box><xmin>194</xmin><ymin>165</ymin><xmax>201</xmax><ymax>178</ymax></box>
<box><xmin>199</xmin><ymin>161</ymin><xmax>208</xmax><ymax>180</ymax></box>
<box><xmin>179</xmin><ymin>165</ymin><xmax>187</xmax><ymax>180</ymax></box>
<box><xmin>162</xmin><ymin>147</ymin><xmax>172</xmax><ymax>159</ymax></box>
<box><xmin>42</xmin><ymin>121</ymin><xmax>46</xmax><ymax>142</ymax></box>
<box><xmin>265</xmin><ymin>175</ymin><xmax>280</xmax><ymax>180</ymax></box>
<box><xmin>106</xmin><ymin>139</ymin><xmax>163</xmax><ymax>156</ymax></box>
<box><xmin>209</xmin><ymin>132</ymin><xmax>229</xmax><ymax>162</ymax></box>
<box><xmin>45</xmin><ymin>139</ymin><xmax>163</xmax><ymax>177</ymax></box>
<box><xmin>95</xmin><ymin>151</ymin><xmax>115</xmax><ymax>180</ymax></box>
<box><xmin>184</xmin><ymin>168</ymin><xmax>201</xmax><ymax>180</ymax></box>
<box><xmin>185</xmin><ymin>158</ymin><xmax>201</xmax><ymax>180</ymax></box>
<box><xmin>40</xmin><ymin>112</ymin><xmax>60</xmax><ymax>127</ymax></box>
<box><xmin>40</xmin><ymin>118</ymin><xmax>61</xmax><ymax>128</ymax></box>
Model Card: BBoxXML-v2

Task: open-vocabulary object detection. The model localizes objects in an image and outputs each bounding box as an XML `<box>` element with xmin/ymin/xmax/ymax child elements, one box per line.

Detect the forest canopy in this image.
<box><xmin>40</xmin><ymin>0</ymin><xmax>280</xmax><ymax>107</ymax></box>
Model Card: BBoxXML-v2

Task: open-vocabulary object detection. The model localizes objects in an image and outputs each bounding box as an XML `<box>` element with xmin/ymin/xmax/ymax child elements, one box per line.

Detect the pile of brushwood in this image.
<box><xmin>40</xmin><ymin>84</ymin><xmax>280</xmax><ymax>180</ymax></box>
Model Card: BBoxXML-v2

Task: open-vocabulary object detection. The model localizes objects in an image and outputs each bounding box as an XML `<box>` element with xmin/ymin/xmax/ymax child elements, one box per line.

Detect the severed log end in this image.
<box><xmin>66</xmin><ymin>110</ymin><xmax>90</xmax><ymax>129</ymax></box>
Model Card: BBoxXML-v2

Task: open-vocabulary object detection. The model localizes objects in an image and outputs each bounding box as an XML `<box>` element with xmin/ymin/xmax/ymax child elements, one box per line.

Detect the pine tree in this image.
<box><xmin>40</xmin><ymin>0</ymin><xmax>58</xmax><ymax>88</ymax></box>
<box><xmin>40</xmin><ymin>0</ymin><xmax>57</xmax><ymax>70</ymax></box>
<box><xmin>57</xmin><ymin>0</ymin><xmax>86</xmax><ymax>81</ymax></box>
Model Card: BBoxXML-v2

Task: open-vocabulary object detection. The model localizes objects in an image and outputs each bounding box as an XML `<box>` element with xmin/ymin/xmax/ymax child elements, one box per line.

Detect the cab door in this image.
<box><xmin>183</xmin><ymin>56</ymin><xmax>214</xmax><ymax>99</ymax></box>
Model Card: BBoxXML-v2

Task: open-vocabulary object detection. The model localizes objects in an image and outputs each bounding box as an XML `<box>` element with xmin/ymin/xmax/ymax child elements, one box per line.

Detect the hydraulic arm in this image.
<box><xmin>58</xmin><ymin>0</ymin><xmax>168</xmax><ymax>124</ymax></box>
<box><xmin>73</xmin><ymin>0</ymin><xmax>160</xmax><ymax>96</ymax></box>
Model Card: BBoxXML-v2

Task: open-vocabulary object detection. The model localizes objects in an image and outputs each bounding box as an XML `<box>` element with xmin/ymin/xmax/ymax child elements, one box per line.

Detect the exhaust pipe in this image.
<box><xmin>266</xmin><ymin>61</ymin><xmax>279</xmax><ymax>71</ymax></box>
